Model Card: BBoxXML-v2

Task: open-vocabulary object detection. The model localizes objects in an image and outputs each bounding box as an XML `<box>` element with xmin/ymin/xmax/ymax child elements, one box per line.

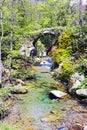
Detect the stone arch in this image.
<box><xmin>32</xmin><ymin>29</ymin><xmax>59</xmax><ymax>54</ymax></box>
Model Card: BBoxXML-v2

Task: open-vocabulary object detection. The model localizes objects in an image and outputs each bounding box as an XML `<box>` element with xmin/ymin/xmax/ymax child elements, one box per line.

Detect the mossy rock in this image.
<box><xmin>41</xmin><ymin>110</ymin><xmax>60</xmax><ymax>122</ymax></box>
<box><xmin>10</xmin><ymin>85</ymin><xmax>28</xmax><ymax>94</ymax></box>
<box><xmin>76</xmin><ymin>89</ymin><xmax>87</xmax><ymax>98</ymax></box>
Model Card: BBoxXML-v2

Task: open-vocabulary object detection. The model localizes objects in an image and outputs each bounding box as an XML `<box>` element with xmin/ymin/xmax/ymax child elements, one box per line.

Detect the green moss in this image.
<box><xmin>74</xmin><ymin>58</ymin><xmax>87</xmax><ymax>75</ymax></box>
<box><xmin>0</xmin><ymin>123</ymin><xmax>17</xmax><ymax>130</ymax></box>
<box><xmin>77</xmin><ymin>78</ymin><xmax>87</xmax><ymax>89</ymax></box>
<box><xmin>59</xmin><ymin>62</ymin><xmax>73</xmax><ymax>80</ymax></box>
<box><xmin>53</xmin><ymin>61</ymin><xmax>74</xmax><ymax>81</ymax></box>
<box><xmin>0</xmin><ymin>88</ymin><xmax>11</xmax><ymax>101</ymax></box>
<box><xmin>53</xmin><ymin>49</ymin><xmax>70</xmax><ymax>64</ymax></box>
<box><xmin>58</xmin><ymin>29</ymin><xmax>73</xmax><ymax>52</ymax></box>
<box><xmin>11</xmin><ymin>68</ymin><xmax>35</xmax><ymax>80</ymax></box>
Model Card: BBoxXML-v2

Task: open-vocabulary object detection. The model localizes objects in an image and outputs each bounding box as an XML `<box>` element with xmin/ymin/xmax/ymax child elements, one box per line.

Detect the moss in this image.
<box><xmin>0</xmin><ymin>88</ymin><xmax>11</xmax><ymax>101</ymax></box>
<box><xmin>60</xmin><ymin>62</ymin><xmax>73</xmax><ymax>80</ymax></box>
<box><xmin>11</xmin><ymin>67</ymin><xmax>35</xmax><ymax>80</ymax></box>
<box><xmin>77</xmin><ymin>78</ymin><xmax>87</xmax><ymax>89</ymax></box>
<box><xmin>58</xmin><ymin>29</ymin><xmax>73</xmax><ymax>52</ymax></box>
<box><xmin>10</xmin><ymin>86</ymin><xmax>28</xmax><ymax>94</ymax></box>
<box><xmin>54</xmin><ymin>62</ymin><xmax>74</xmax><ymax>81</ymax></box>
<box><xmin>53</xmin><ymin>49</ymin><xmax>70</xmax><ymax>64</ymax></box>
<box><xmin>0</xmin><ymin>123</ymin><xmax>17</xmax><ymax>130</ymax></box>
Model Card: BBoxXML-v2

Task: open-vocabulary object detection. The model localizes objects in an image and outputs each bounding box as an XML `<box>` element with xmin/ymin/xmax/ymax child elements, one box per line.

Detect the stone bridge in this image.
<box><xmin>30</xmin><ymin>27</ymin><xmax>63</xmax><ymax>53</ymax></box>
<box><xmin>20</xmin><ymin>27</ymin><xmax>63</xmax><ymax>56</ymax></box>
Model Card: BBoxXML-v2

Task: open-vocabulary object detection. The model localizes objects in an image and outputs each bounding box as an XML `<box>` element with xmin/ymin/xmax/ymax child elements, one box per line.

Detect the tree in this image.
<box><xmin>9</xmin><ymin>0</ymin><xmax>15</xmax><ymax>82</ymax></box>
<box><xmin>0</xmin><ymin>0</ymin><xmax>5</xmax><ymax>87</ymax></box>
<box><xmin>79</xmin><ymin>0</ymin><xmax>83</xmax><ymax>26</ymax></box>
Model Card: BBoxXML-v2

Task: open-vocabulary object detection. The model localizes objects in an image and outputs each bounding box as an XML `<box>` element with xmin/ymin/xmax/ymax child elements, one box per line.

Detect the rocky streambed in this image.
<box><xmin>0</xmin><ymin>66</ymin><xmax>87</xmax><ymax>130</ymax></box>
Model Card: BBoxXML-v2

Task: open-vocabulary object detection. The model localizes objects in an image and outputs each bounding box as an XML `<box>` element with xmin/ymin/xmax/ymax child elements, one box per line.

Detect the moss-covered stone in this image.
<box><xmin>10</xmin><ymin>85</ymin><xmax>28</xmax><ymax>94</ymax></box>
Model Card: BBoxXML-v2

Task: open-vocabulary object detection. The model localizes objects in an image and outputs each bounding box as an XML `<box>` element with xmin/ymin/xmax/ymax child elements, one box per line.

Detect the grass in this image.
<box><xmin>0</xmin><ymin>123</ymin><xmax>17</xmax><ymax>130</ymax></box>
<box><xmin>0</xmin><ymin>88</ymin><xmax>11</xmax><ymax>101</ymax></box>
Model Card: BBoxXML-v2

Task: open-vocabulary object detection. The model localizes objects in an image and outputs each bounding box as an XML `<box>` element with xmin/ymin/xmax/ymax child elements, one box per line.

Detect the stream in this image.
<box><xmin>1</xmin><ymin>63</ymin><xmax>87</xmax><ymax>130</ymax></box>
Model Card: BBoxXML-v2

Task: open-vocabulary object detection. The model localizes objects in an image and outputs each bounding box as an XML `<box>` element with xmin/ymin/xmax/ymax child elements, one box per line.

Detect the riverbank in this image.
<box><xmin>0</xmin><ymin>66</ymin><xmax>87</xmax><ymax>130</ymax></box>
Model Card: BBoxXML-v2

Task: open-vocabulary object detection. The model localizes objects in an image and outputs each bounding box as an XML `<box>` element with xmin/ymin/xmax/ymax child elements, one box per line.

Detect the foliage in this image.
<box><xmin>53</xmin><ymin>49</ymin><xmax>70</xmax><ymax>64</ymax></box>
<box><xmin>58</xmin><ymin>28</ymin><xmax>73</xmax><ymax>53</ymax></box>
<box><xmin>11</xmin><ymin>50</ymin><xmax>20</xmax><ymax>57</ymax></box>
<box><xmin>54</xmin><ymin>61</ymin><xmax>74</xmax><ymax>81</ymax></box>
<box><xmin>74</xmin><ymin>58</ymin><xmax>87</xmax><ymax>75</ymax></box>
<box><xmin>59</xmin><ymin>62</ymin><xmax>74</xmax><ymax>80</ymax></box>
<box><xmin>36</xmin><ymin>40</ymin><xmax>45</xmax><ymax>57</ymax></box>
<box><xmin>77</xmin><ymin>78</ymin><xmax>87</xmax><ymax>89</ymax></box>
<box><xmin>0</xmin><ymin>88</ymin><xmax>11</xmax><ymax>101</ymax></box>
<box><xmin>0</xmin><ymin>0</ymin><xmax>87</xmax><ymax>87</ymax></box>
<box><xmin>11</xmin><ymin>67</ymin><xmax>35</xmax><ymax>80</ymax></box>
<box><xmin>0</xmin><ymin>105</ymin><xmax>9</xmax><ymax>120</ymax></box>
<box><xmin>0</xmin><ymin>123</ymin><xmax>17</xmax><ymax>130</ymax></box>
<box><xmin>0</xmin><ymin>88</ymin><xmax>11</xmax><ymax>120</ymax></box>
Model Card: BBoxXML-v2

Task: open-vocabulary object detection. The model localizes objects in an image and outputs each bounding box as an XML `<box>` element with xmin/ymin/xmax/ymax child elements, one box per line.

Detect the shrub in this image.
<box><xmin>0</xmin><ymin>123</ymin><xmax>17</xmax><ymax>130</ymax></box>
<box><xmin>53</xmin><ymin>49</ymin><xmax>70</xmax><ymax>64</ymax></box>
<box><xmin>58</xmin><ymin>29</ymin><xmax>73</xmax><ymax>53</ymax></box>
<box><xmin>56</xmin><ymin>62</ymin><xmax>74</xmax><ymax>81</ymax></box>
<box><xmin>77</xmin><ymin>78</ymin><xmax>87</xmax><ymax>89</ymax></box>
<box><xmin>74</xmin><ymin>59</ymin><xmax>87</xmax><ymax>75</ymax></box>
<box><xmin>11</xmin><ymin>68</ymin><xmax>35</xmax><ymax>80</ymax></box>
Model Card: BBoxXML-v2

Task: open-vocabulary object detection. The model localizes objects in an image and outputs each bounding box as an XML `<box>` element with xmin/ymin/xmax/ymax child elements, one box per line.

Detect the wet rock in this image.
<box><xmin>50</xmin><ymin>110</ymin><xmax>59</xmax><ymax>114</ymax></box>
<box><xmin>79</xmin><ymin>98</ymin><xmax>87</xmax><ymax>104</ymax></box>
<box><xmin>25</xmin><ymin>128</ymin><xmax>32</xmax><ymax>130</ymax></box>
<box><xmin>49</xmin><ymin>90</ymin><xmax>67</xmax><ymax>99</ymax></box>
<box><xmin>41</xmin><ymin>112</ymin><xmax>60</xmax><ymax>122</ymax></box>
<box><xmin>40</xmin><ymin>60</ymin><xmax>52</xmax><ymax>67</ymax></box>
<box><xmin>34</xmin><ymin>58</ymin><xmax>41</xmax><ymax>65</ymax></box>
<box><xmin>57</xmin><ymin>127</ymin><xmax>68</xmax><ymax>130</ymax></box>
<box><xmin>76</xmin><ymin>89</ymin><xmax>87</xmax><ymax>97</ymax></box>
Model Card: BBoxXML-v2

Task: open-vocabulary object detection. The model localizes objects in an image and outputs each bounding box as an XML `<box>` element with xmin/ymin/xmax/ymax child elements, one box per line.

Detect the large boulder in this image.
<box><xmin>20</xmin><ymin>42</ymin><xmax>35</xmax><ymax>57</ymax></box>
<box><xmin>76</xmin><ymin>89</ymin><xmax>87</xmax><ymax>97</ymax></box>
<box><xmin>49</xmin><ymin>90</ymin><xmax>67</xmax><ymax>99</ymax></box>
<box><xmin>10</xmin><ymin>85</ymin><xmax>28</xmax><ymax>94</ymax></box>
<box><xmin>68</xmin><ymin>73</ymin><xmax>84</xmax><ymax>93</ymax></box>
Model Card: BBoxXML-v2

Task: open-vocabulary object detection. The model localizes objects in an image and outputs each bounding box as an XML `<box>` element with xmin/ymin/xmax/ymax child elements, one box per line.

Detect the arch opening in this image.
<box><xmin>32</xmin><ymin>30</ymin><xmax>58</xmax><ymax>57</ymax></box>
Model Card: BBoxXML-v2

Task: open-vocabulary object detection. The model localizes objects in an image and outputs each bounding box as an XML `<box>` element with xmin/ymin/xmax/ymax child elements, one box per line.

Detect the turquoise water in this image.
<box><xmin>2</xmin><ymin>66</ymin><xmax>87</xmax><ymax>130</ymax></box>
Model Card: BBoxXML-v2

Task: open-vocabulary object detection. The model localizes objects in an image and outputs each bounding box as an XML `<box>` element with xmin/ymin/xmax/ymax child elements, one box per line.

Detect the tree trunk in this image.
<box><xmin>0</xmin><ymin>9</ymin><xmax>4</xmax><ymax>88</ymax></box>
<box><xmin>79</xmin><ymin>0</ymin><xmax>83</xmax><ymax>27</ymax></box>
<box><xmin>9</xmin><ymin>0</ymin><xmax>14</xmax><ymax>82</ymax></box>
